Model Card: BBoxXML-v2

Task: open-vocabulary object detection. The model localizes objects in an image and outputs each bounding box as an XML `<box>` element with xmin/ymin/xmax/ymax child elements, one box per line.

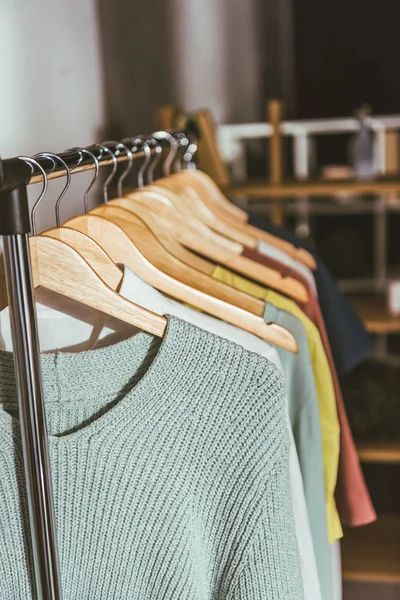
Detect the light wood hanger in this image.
<box><xmin>126</xmin><ymin>185</ymin><xmax>309</xmax><ymax>303</ymax></box>
<box><xmin>177</xmin><ymin>168</ymin><xmax>248</xmax><ymax>221</ymax></box>
<box><xmin>95</xmin><ymin>196</ymin><xmax>213</xmax><ymax>276</ymax></box>
<box><xmin>90</xmin><ymin>203</ymin><xmax>275</xmax><ymax>317</ymax></box>
<box><xmin>64</xmin><ymin>212</ymin><xmax>298</xmax><ymax>352</ymax></box>
<box><xmin>189</xmin><ymin>105</ymin><xmax>317</xmax><ymax>269</ymax></box>
<box><xmin>43</xmin><ymin>226</ymin><xmax>123</xmax><ymax>289</ymax></box>
<box><xmin>145</xmin><ymin>184</ymin><xmax>242</xmax><ymax>252</ymax></box>
<box><xmin>175</xmin><ymin>169</ymin><xmax>317</xmax><ymax>270</ymax></box>
<box><xmin>32</xmin><ymin>150</ymin><xmax>124</xmax><ymax>289</ymax></box>
<box><xmin>0</xmin><ymin>236</ymin><xmax>166</xmax><ymax>336</ymax></box>
<box><xmin>156</xmin><ymin>176</ymin><xmax>258</xmax><ymax>248</ymax></box>
<box><xmin>74</xmin><ymin>141</ymin><xmax>285</xmax><ymax>322</ymax></box>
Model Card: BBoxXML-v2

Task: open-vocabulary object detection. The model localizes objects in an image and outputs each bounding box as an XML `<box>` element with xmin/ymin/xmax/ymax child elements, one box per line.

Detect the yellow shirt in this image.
<box><xmin>212</xmin><ymin>265</ymin><xmax>342</xmax><ymax>543</ymax></box>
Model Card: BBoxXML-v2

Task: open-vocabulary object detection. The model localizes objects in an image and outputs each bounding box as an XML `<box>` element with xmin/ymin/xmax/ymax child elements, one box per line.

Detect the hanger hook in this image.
<box><xmin>34</xmin><ymin>152</ymin><xmax>71</xmax><ymax>228</ymax></box>
<box><xmin>121</xmin><ymin>137</ymin><xmax>151</xmax><ymax>190</ymax></box>
<box><xmin>92</xmin><ymin>143</ymin><xmax>117</xmax><ymax>204</ymax></box>
<box><xmin>147</xmin><ymin>138</ymin><xmax>163</xmax><ymax>184</ymax></box>
<box><xmin>137</xmin><ymin>141</ymin><xmax>151</xmax><ymax>190</ymax></box>
<box><xmin>182</xmin><ymin>131</ymin><xmax>198</xmax><ymax>170</ymax></box>
<box><xmin>66</xmin><ymin>147</ymin><xmax>99</xmax><ymax>214</ymax></box>
<box><xmin>18</xmin><ymin>156</ymin><xmax>48</xmax><ymax>236</ymax></box>
<box><xmin>174</xmin><ymin>132</ymin><xmax>190</xmax><ymax>172</ymax></box>
<box><xmin>152</xmin><ymin>131</ymin><xmax>178</xmax><ymax>176</ymax></box>
<box><xmin>103</xmin><ymin>140</ymin><xmax>133</xmax><ymax>197</ymax></box>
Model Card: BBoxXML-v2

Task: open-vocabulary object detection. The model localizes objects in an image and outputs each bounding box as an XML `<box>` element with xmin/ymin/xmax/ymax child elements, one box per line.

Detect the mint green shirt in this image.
<box><xmin>264</xmin><ymin>302</ymin><xmax>331</xmax><ymax>600</ymax></box>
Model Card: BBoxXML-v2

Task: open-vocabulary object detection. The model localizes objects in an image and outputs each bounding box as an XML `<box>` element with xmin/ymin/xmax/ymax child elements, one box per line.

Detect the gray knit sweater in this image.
<box><xmin>0</xmin><ymin>316</ymin><xmax>303</xmax><ymax>599</ymax></box>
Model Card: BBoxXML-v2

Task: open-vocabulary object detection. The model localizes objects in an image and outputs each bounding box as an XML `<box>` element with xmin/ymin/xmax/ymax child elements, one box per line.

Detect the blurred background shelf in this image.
<box><xmin>348</xmin><ymin>295</ymin><xmax>400</xmax><ymax>333</ymax></box>
<box><xmin>342</xmin><ymin>515</ymin><xmax>400</xmax><ymax>584</ymax></box>
<box><xmin>357</xmin><ymin>441</ymin><xmax>400</xmax><ymax>464</ymax></box>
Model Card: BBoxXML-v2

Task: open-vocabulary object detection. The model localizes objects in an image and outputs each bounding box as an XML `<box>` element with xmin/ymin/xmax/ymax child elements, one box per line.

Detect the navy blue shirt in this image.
<box><xmin>249</xmin><ymin>217</ymin><xmax>373</xmax><ymax>377</ymax></box>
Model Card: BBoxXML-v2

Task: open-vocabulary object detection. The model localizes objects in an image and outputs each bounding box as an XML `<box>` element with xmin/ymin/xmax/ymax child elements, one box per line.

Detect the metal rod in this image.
<box><xmin>3</xmin><ymin>233</ymin><xmax>62</xmax><ymax>599</ymax></box>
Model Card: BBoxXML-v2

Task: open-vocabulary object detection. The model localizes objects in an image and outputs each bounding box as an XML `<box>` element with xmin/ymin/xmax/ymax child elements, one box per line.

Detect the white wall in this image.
<box><xmin>0</xmin><ymin>0</ymin><xmax>106</xmax><ymax>231</ymax></box>
<box><xmin>172</xmin><ymin>0</ymin><xmax>262</xmax><ymax>123</ymax></box>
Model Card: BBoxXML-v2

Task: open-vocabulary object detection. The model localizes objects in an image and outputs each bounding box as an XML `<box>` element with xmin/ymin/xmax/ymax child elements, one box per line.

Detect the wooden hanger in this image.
<box><xmin>43</xmin><ymin>226</ymin><xmax>123</xmax><ymax>289</ymax></box>
<box><xmin>177</xmin><ymin>168</ymin><xmax>248</xmax><ymax>222</ymax></box>
<box><xmin>94</xmin><ymin>196</ymin><xmax>214</xmax><ymax>276</ymax></box>
<box><xmin>170</xmin><ymin>170</ymin><xmax>317</xmax><ymax>270</ymax></box>
<box><xmin>124</xmin><ymin>185</ymin><xmax>309</xmax><ymax>303</ymax></box>
<box><xmin>155</xmin><ymin>176</ymin><xmax>259</xmax><ymax>248</ymax></box>
<box><xmin>111</xmin><ymin>190</ymin><xmax>242</xmax><ymax>261</ymax></box>
<box><xmin>143</xmin><ymin>184</ymin><xmax>243</xmax><ymax>253</ymax></box>
<box><xmin>33</xmin><ymin>149</ymin><xmax>123</xmax><ymax>290</ymax></box>
<box><xmin>0</xmin><ymin>235</ymin><xmax>166</xmax><ymax>336</ymax></box>
<box><xmin>188</xmin><ymin>105</ymin><xmax>316</xmax><ymax>269</ymax></box>
<box><xmin>64</xmin><ymin>212</ymin><xmax>298</xmax><ymax>352</ymax></box>
<box><xmin>89</xmin><ymin>204</ymin><xmax>282</xmax><ymax>318</ymax></box>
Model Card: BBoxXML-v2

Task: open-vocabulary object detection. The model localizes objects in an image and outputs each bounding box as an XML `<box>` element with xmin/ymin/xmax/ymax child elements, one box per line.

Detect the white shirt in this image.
<box><xmin>258</xmin><ymin>240</ymin><xmax>317</xmax><ymax>292</ymax></box>
<box><xmin>0</xmin><ymin>267</ymin><xmax>322</xmax><ymax>600</ymax></box>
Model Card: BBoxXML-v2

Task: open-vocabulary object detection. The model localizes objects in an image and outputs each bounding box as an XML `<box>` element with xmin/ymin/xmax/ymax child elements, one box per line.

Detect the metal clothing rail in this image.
<box><xmin>0</xmin><ymin>132</ymin><xmax>190</xmax><ymax>600</ymax></box>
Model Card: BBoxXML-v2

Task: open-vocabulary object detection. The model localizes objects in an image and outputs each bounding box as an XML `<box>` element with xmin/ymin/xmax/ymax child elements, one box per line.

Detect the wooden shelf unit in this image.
<box><xmin>357</xmin><ymin>441</ymin><xmax>400</xmax><ymax>464</ymax></box>
<box><xmin>342</xmin><ymin>515</ymin><xmax>400</xmax><ymax>584</ymax></box>
<box><xmin>348</xmin><ymin>294</ymin><xmax>400</xmax><ymax>334</ymax></box>
<box><xmin>224</xmin><ymin>176</ymin><xmax>400</xmax><ymax>199</ymax></box>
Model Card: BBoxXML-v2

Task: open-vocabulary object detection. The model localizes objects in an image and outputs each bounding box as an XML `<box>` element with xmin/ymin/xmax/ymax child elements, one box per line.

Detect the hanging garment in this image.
<box><xmin>257</xmin><ymin>239</ymin><xmax>317</xmax><ymax>292</ymax></box>
<box><xmin>249</xmin><ymin>217</ymin><xmax>374</xmax><ymax>377</ymax></box>
<box><xmin>226</xmin><ymin>252</ymin><xmax>377</xmax><ymax>530</ymax></box>
<box><xmin>330</xmin><ymin>542</ymin><xmax>343</xmax><ymax>600</ymax></box>
<box><xmin>0</xmin><ymin>268</ymin><xmax>321</xmax><ymax>600</ymax></box>
<box><xmin>263</xmin><ymin>301</ymin><xmax>333</xmax><ymax>600</ymax></box>
<box><xmin>212</xmin><ymin>265</ymin><xmax>342</xmax><ymax>543</ymax></box>
<box><xmin>0</xmin><ymin>317</ymin><xmax>304</xmax><ymax>599</ymax></box>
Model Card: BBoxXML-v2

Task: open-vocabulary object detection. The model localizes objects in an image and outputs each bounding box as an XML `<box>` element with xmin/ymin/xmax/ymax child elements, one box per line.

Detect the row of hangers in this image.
<box><xmin>0</xmin><ymin>131</ymin><xmax>316</xmax><ymax>353</ymax></box>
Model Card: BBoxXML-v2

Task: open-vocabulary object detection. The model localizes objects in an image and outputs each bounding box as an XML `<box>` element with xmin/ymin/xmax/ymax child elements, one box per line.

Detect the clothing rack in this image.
<box><xmin>0</xmin><ymin>132</ymin><xmax>190</xmax><ymax>600</ymax></box>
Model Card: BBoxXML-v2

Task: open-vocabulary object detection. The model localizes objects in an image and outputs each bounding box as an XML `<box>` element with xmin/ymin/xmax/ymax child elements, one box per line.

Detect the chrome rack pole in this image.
<box><xmin>0</xmin><ymin>159</ymin><xmax>62</xmax><ymax>599</ymax></box>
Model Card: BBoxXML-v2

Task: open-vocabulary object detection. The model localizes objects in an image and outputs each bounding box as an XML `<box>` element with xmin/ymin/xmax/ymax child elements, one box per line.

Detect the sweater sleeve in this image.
<box><xmin>228</xmin><ymin>461</ymin><xmax>304</xmax><ymax>600</ymax></box>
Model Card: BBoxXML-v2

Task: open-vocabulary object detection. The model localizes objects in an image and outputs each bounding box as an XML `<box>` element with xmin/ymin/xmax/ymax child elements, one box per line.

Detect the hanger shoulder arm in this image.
<box><xmin>42</xmin><ymin>227</ymin><xmax>123</xmax><ymax>289</ymax></box>
<box><xmin>30</xmin><ymin>236</ymin><xmax>166</xmax><ymax>337</ymax></box>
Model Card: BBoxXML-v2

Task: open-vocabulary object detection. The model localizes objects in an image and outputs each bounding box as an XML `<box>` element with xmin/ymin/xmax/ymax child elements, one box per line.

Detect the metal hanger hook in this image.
<box><xmin>67</xmin><ymin>147</ymin><xmax>99</xmax><ymax>213</ymax></box>
<box><xmin>174</xmin><ymin>133</ymin><xmax>190</xmax><ymax>172</ymax></box>
<box><xmin>18</xmin><ymin>156</ymin><xmax>48</xmax><ymax>236</ymax></box>
<box><xmin>34</xmin><ymin>152</ymin><xmax>71</xmax><ymax>227</ymax></box>
<box><xmin>92</xmin><ymin>144</ymin><xmax>117</xmax><ymax>204</ymax></box>
<box><xmin>147</xmin><ymin>138</ymin><xmax>163</xmax><ymax>184</ymax></box>
<box><xmin>183</xmin><ymin>132</ymin><xmax>198</xmax><ymax>170</ymax></box>
<box><xmin>121</xmin><ymin>137</ymin><xmax>151</xmax><ymax>190</ymax></box>
<box><xmin>152</xmin><ymin>131</ymin><xmax>178</xmax><ymax>176</ymax></box>
<box><xmin>103</xmin><ymin>140</ymin><xmax>133</xmax><ymax>197</ymax></box>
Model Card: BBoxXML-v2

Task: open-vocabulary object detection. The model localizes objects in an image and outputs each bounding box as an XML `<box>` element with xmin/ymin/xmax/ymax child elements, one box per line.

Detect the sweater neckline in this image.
<box><xmin>0</xmin><ymin>315</ymin><xmax>189</xmax><ymax>443</ymax></box>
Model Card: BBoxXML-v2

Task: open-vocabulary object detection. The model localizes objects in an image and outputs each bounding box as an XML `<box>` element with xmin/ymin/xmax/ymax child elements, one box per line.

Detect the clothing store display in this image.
<box><xmin>1</xmin><ymin>131</ymin><xmax>378</xmax><ymax>600</ymax></box>
<box><xmin>0</xmin><ymin>267</ymin><xmax>322</xmax><ymax>600</ymax></box>
<box><xmin>249</xmin><ymin>217</ymin><xmax>374</xmax><ymax>377</ymax></box>
<box><xmin>0</xmin><ymin>316</ymin><xmax>304</xmax><ymax>599</ymax></box>
<box><xmin>212</xmin><ymin>265</ymin><xmax>342</xmax><ymax>543</ymax></box>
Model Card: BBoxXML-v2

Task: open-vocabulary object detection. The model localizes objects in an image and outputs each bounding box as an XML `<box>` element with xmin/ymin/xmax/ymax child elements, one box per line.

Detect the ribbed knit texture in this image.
<box><xmin>0</xmin><ymin>316</ymin><xmax>302</xmax><ymax>599</ymax></box>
